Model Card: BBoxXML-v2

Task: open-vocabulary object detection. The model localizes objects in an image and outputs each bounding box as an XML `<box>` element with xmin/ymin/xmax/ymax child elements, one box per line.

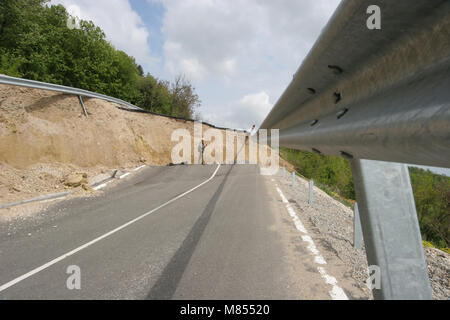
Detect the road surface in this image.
<box><xmin>0</xmin><ymin>164</ymin><xmax>364</xmax><ymax>299</ymax></box>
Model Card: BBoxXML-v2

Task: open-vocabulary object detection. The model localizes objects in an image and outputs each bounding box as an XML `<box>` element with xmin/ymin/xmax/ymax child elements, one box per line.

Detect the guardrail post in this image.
<box><xmin>291</xmin><ymin>171</ymin><xmax>295</xmax><ymax>187</ymax></box>
<box><xmin>78</xmin><ymin>95</ymin><xmax>88</xmax><ymax>117</ymax></box>
<box><xmin>351</xmin><ymin>159</ymin><xmax>432</xmax><ymax>300</ymax></box>
<box><xmin>308</xmin><ymin>180</ymin><xmax>314</xmax><ymax>205</ymax></box>
<box><xmin>353</xmin><ymin>202</ymin><xmax>362</xmax><ymax>250</ymax></box>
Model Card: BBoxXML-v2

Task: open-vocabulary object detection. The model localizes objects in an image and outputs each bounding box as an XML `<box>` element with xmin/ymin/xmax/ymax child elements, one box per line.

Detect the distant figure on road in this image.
<box><xmin>198</xmin><ymin>139</ymin><xmax>205</xmax><ymax>164</ymax></box>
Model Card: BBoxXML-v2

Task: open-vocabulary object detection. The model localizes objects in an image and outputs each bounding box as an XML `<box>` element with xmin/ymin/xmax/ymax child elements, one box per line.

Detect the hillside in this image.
<box><xmin>281</xmin><ymin>148</ymin><xmax>450</xmax><ymax>252</ymax></box>
<box><xmin>0</xmin><ymin>84</ymin><xmax>286</xmax><ymax>220</ymax></box>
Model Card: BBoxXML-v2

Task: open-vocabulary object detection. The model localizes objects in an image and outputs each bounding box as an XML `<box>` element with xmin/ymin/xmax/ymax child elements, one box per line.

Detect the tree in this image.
<box><xmin>135</xmin><ymin>74</ymin><xmax>172</xmax><ymax>114</ymax></box>
<box><xmin>137</xmin><ymin>65</ymin><xmax>144</xmax><ymax>77</ymax></box>
<box><xmin>0</xmin><ymin>0</ymin><xmax>202</xmax><ymax>119</ymax></box>
<box><xmin>170</xmin><ymin>75</ymin><xmax>201</xmax><ymax>119</ymax></box>
<box><xmin>0</xmin><ymin>0</ymin><xmax>141</xmax><ymax>103</ymax></box>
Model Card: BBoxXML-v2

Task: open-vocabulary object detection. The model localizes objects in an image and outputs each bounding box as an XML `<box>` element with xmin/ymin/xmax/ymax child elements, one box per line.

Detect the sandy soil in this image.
<box><xmin>0</xmin><ymin>84</ymin><xmax>288</xmax><ymax>220</ymax></box>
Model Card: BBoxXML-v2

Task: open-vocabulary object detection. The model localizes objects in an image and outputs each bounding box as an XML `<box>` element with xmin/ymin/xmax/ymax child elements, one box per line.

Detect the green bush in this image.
<box><xmin>281</xmin><ymin>148</ymin><xmax>450</xmax><ymax>250</ymax></box>
<box><xmin>280</xmin><ymin>148</ymin><xmax>355</xmax><ymax>200</ymax></box>
<box><xmin>0</xmin><ymin>0</ymin><xmax>199</xmax><ymax>119</ymax></box>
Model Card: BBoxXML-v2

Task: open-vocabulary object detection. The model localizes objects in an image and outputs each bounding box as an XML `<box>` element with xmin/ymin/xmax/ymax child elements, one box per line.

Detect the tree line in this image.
<box><xmin>280</xmin><ymin>148</ymin><xmax>449</xmax><ymax>250</ymax></box>
<box><xmin>0</xmin><ymin>0</ymin><xmax>200</xmax><ymax>118</ymax></box>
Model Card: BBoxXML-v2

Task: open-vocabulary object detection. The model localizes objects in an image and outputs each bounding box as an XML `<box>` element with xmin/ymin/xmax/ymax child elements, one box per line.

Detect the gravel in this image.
<box><xmin>275</xmin><ymin>170</ymin><xmax>449</xmax><ymax>300</ymax></box>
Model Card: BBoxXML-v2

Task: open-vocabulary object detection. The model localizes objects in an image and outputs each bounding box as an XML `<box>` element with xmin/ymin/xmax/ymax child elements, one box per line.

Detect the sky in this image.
<box><xmin>49</xmin><ymin>0</ymin><xmax>341</xmax><ymax>130</ymax></box>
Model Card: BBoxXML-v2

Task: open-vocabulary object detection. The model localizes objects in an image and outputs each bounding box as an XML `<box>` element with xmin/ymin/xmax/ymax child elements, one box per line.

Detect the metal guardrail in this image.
<box><xmin>0</xmin><ymin>74</ymin><xmax>246</xmax><ymax>133</ymax></box>
<box><xmin>0</xmin><ymin>74</ymin><xmax>143</xmax><ymax>111</ymax></box>
<box><xmin>261</xmin><ymin>0</ymin><xmax>450</xmax><ymax>299</ymax></box>
<box><xmin>261</xmin><ymin>0</ymin><xmax>450</xmax><ymax>169</ymax></box>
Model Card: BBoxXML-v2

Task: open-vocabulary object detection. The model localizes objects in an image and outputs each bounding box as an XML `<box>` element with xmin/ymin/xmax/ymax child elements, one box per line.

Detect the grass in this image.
<box><xmin>291</xmin><ymin>171</ymin><xmax>355</xmax><ymax>209</ymax></box>
<box><xmin>423</xmin><ymin>240</ymin><xmax>450</xmax><ymax>254</ymax></box>
<box><xmin>282</xmin><ymin>159</ymin><xmax>450</xmax><ymax>255</ymax></box>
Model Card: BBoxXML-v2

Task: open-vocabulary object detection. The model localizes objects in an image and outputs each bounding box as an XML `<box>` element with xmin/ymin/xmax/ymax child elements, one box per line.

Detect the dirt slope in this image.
<box><xmin>0</xmin><ymin>84</ymin><xmax>287</xmax><ymax>219</ymax></box>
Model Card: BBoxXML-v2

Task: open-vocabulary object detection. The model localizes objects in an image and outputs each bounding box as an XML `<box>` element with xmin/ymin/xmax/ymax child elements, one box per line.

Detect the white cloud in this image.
<box><xmin>203</xmin><ymin>91</ymin><xmax>273</xmax><ymax>130</ymax></box>
<box><xmin>50</xmin><ymin>0</ymin><xmax>341</xmax><ymax>129</ymax></box>
<box><xmin>50</xmin><ymin>0</ymin><xmax>156</xmax><ymax>68</ymax></box>
<box><xmin>153</xmin><ymin>0</ymin><xmax>340</xmax><ymax>128</ymax></box>
<box><xmin>239</xmin><ymin>91</ymin><xmax>273</xmax><ymax>123</ymax></box>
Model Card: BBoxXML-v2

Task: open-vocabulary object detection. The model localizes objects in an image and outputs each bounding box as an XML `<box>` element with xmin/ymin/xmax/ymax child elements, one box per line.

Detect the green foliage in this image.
<box><xmin>135</xmin><ymin>74</ymin><xmax>172</xmax><ymax>115</ymax></box>
<box><xmin>280</xmin><ymin>148</ymin><xmax>355</xmax><ymax>200</ymax></box>
<box><xmin>423</xmin><ymin>240</ymin><xmax>434</xmax><ymax>248</ymax></box>
<box><xmin>410</xmin><ymin>167</ymin><xmax>450</xmax><ymax>248</ymax></box>
<box><xmin>281</xmin><ymin>148</ymin><xmax>450</xmax><ymax>250</ymax></box>
<box><xmin>0</xmin><ymin>0</ymin><xmax>199</xmax><ymax>119</ymax></box>
<box><xmin>169</xmin><ymin>75</ymin><xmax>201</xmax><ymax>119</ymax></box>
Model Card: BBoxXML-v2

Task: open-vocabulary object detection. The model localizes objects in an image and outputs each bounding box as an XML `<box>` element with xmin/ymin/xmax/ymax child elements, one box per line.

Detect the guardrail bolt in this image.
<box><xmin>340</xmin><ymin>151</ymin><xmax>354</xmax><ymax>159</ymax></box>
<box><xmin>336</xmin><ymin>108</ymin><xmax>348</xmax><ymax>119</ymax></box>
<box><xmin>334</xmin><ymin>92</ymin><xmax>342</xmax><ymax>104</ymax></box>
<box><xmin>328</xmin><ymin>65</ymin><xmax>343</xmax><ymax>74</ymax></box>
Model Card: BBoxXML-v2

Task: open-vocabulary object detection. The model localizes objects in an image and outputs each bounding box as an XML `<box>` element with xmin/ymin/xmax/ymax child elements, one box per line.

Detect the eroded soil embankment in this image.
<box><xmin>0</xmin><ymin>85</ymin><xmax>289</xmax><ymax>219</ymax></box>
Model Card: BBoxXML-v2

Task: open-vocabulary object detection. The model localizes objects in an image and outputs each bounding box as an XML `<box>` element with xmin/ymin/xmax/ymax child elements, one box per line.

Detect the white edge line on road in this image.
<box><xmin>95</xmin><ymin>165</ymin><xmax>146</xmax><ymax>190</ymax></box>
<box><xmin>132</xmin><ymin>165</ymin><xmax>146</xmax><ymax>172</ymax></box>
<box><xmin>275</xmin><ymin>184</ymin><xmax>348</xmax><ymax>300</ymax></box>
<box><xmin>0</xmin><ymin>164</ymin><xmax>222</xmax><ymax>293</ymax></box>
<box><xmin>317</xmin><ymin>267</ymin><xmax>349</xmax><ymax>300</ymax></box>
<box><xmin>93</xmin><ymin>183</ymin><xmax>107</xmax><ymax>191</ymax></box>
<box><xmin>119</xmin><ymin>172</ymin><xmax>131</xmax><ymax>179</ymax></box>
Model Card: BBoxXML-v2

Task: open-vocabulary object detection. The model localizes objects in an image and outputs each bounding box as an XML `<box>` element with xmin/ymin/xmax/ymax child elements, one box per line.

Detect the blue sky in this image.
<box><xmin>129</xmin><ymin>0</ymin><xmax>165</xmax><ymax>73</ymax></box>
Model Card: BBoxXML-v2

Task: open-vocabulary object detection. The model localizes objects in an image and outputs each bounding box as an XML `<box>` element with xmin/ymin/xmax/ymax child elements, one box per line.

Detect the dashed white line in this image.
<box><xmin>95</xmin><ymin>165</ymin><xmax>146</xmax><ymax>190</ymax></box>
<box><xmin>132</xmin><ymin>165</ymin><xmax>146</xmax><ymax>172</ymax></box>
<box><xmin>93</xmin><ymin>183</ymin><xmax>107</xmax><ymax>191</ymax></box>
<box><xmin>119</xmin><ymin>172</ymin><xmax>131</xmax><ymax>179</ymax></box>
<box><xmin>317</xmin><ymin>267</ymin><xmax>349</xmax><ymax>300</ymax></box>
<box><xmin>301</xmin><ymin>235</ymin><xmax>322</xmax><ymax>258</ymax></box>
<box><xmin>275</xmin><ymin>184</ymin><xmax>348</xmax><ymax>300</ymax></box>
<box><xmin>0</xmin><ymin>164</ymin><xmax>222</xmax><ymax>293</ymax></box>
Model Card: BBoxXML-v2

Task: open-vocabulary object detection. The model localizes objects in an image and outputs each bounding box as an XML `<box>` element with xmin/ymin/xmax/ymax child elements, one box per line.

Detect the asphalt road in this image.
<box><xmin>0</xmin><ymin>164</ymin><xmax>357</xmax><ymax>299</ymax></box>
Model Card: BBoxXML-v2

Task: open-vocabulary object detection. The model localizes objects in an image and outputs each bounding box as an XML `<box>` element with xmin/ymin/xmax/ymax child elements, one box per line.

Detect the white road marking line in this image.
<box><xmin>276</xmin><ymin>187</ymin><xmax>289</xmax><ymax>204</ymax></box>
<box><xmin>119</xmin><ymin>172</ymin><xmax>131</xmax><ymax>179</ymax></box>
<box><xmin>95</xmin><ymin>165</ymin><xmax>146</xmax><ymax>190</ymax></box>
<box><xmin>132</xmin><ymin>165</ymin><xmax>146</xmax><ymax>172</ymax></box>
<box><xmin>0</xmin><ymin>164</ymin><xmax>222</xmax><ymax>293</ymax></box>
<box><xmin>40</xmin><ymin>196</ymin><xmax>68</xmax><ymax>203</ymax></box>
<box><xmin>93</xmin><ymin>183</ymin><xmax>107</xmax><ymax>191</ymax></box>
<box><xmin>275</xmin><ymin>184</ymin><xmax>348</xmax><ymax>300</ymax></box>
<box><xmin>301</xmin><ymin>235</ymin><xmax>322</xmax><ymax>256</ymax></box>
<box><xmin>317</xmin><ymin>267</ymin><xmax>349</xmax><ymax>300</ymax></box>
